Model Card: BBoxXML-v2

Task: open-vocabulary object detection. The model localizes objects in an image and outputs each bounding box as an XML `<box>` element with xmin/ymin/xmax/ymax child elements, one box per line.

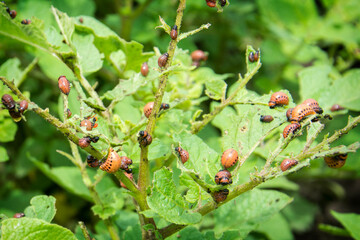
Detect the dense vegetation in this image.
<box><xmin>1</xmin><ymin>0</ymin><xmax>360</xmax><ymax>240</ymax></box>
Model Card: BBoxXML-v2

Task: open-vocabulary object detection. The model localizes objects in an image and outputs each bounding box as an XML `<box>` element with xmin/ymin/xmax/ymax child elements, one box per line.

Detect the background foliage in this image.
<box><xmin>1</xmin><ymin>0</ymin><xmax>360</xmax><ymax>239</ymax></box>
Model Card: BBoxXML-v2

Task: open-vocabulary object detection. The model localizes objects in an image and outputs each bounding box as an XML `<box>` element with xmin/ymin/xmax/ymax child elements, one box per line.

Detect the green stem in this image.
<box><xmin>70</xmin><ymin>143</ymin><xmax>120</xmax><ymax>240</ymax></box>
<box><xmin>191</xmin><ymin>62</ymin><xmax>262</xmax><ymax>134</ymax></box>
<box><xmin>78</xmin><ymin>222</ymin><xmax>92</xmax><ymax>240</ymax></box>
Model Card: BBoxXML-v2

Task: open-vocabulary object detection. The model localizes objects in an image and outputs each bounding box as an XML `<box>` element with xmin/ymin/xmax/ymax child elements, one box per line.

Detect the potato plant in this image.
<box><xmin>1</xmin><ymin>0</ymin><xmax>360</xmax><ymax>240</ymax></box>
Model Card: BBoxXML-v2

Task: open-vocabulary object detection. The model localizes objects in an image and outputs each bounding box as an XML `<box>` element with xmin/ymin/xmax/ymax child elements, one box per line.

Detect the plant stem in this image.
<box><xmin>70</xmin><ymin>142</ymin><xmax>120</xmax><ymax>240</ymax></box>
<box><xmin>135</xmin><ymin>1</ymin><xmax>187</xmax><ymax>238</ymax></box>
<box><xmin>191</xmin><ymin>62</ymin><xmax>262</xmax><ymax>134</ymax></box>
<box><xmin>78</xmin><ymin>221</ymin><xmax>92</xmax><ymax>240</ymax></box>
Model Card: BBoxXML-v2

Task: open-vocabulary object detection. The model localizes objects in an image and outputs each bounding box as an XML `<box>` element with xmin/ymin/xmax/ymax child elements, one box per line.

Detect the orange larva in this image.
<box><xmin>215</xmin><ymin>170</ymin><xmax>232</xmax><ymax>185</ymax></box>
<box><xmin>280</xmin><ymin>159</ymin><xmax>298</xmax><ymax>171</ymax></box>
<box><xmin>175</xmin><ymin>147</ymin><xmax>189</xmax><ymax>164</ymax></box>
<box><xmin>58</xmin><ymin>76</ymin><xmax>70</xmax><ymax>95</ymax></box>
<box><xmin>213</xmin><ymin>189</ymin><xmax>229</xmax><ymax>203</ymax></box>
<box><xmin>286</xmin><ymin>108</ymin><xmax>294</xmax><ymax>122</ymax></box>
<box><xmin>283</xmin><ymin>122</ymin><xmax>301</xmax><ymax>138</ymax></box>
<box><xmin>100</xmin><ymin>148</ymin><xmax>121</xmax><ymax>173</ymax></box>
<box><xmin>290</xmin><ymin>103</ymin><xmax>316</xmax><ymax>123</ymax></box>
<box><xmin>268</xmin><ymin>92</ymin><xmax>289</xmax><ymax>108</ymax></box>
<box><xmin>80</xmin><ymin>119</ymin><xmax>93</xmax><ymax>131</ymax></box>
<box><xmin>9</xmin><ymin>10</ymin><xmax>16</xmax><ymax>19</ymax></box>
<box><xmin>170</xmin><ymin>25</ymin><xmax>178</xmax><ymax>40</ymax></box>
<box><xmin>205</xmin><ymin>0</ymin><xmax>216</xmax><ymax>7</ymax></box>
<box><xmin>302</xmin><ymin>98</ymin><xmax>323</xmax><ymax>114</ymax></box>
<box><xmin>141</xmin><ymin>62</ymin><xmax>149</xmax><ymax>77</ymax></box>
<box><xmin>158</xmin><ymin>53</ymin><xmax>169</xmax><ymax>68</ymax></box>
<box><xmin>330</xmin><ymin>104</ymin><xmax>345</xmax><ymax>112</ymax></box>
<box><xmin>324</xmin><ymin>154</ymin><xmax>347</xmax><ymax>168</ymax></box>
<box><xmin>260</xmin><ymin>115</ymin><xmax>274</xmax><ymax>123</ymax></box>
<box><xmin>221</xmin><ymin>148</ymin><xmax>238</xmax><ymax>169</ymax></box>
<box><xmin>144</xmin><ymin>102</ymin><xmax>154</xmax><ymax>118</ymax></box>
<box><xmin>120</xmin><ymin>172</ymin><xmax>134</xmax><ymax>189</ymax></box>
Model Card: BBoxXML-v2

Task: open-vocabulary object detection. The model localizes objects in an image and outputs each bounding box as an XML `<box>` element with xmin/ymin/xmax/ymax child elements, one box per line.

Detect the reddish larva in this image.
<box><xmin>170</xmin><ymin>25</ymin><xmax>178</xmax><ymax>40</ymax></box>
<box><xmin>19</xmin><ymin>100</ymin><xmax>28</xmax><ymax>114</ymax></box>
<box><xmin>13</xmin><ymin>213</ymin><xmax>25</xmax><ymax>218</ymax></box>
<box><xmin>21</xmin><ymin>19</ymin><xmax>31</xmax><ymax>25</ymax></box>
<box><xmin>66</xmin><ymin>108</ymin><xmax>72</xmax><ymax>118</ymax></box>
<box><xmin>87</xmin><ymin>155</ymin><xmax>99</xmax><ymax>168</ymax></box>
<box><xmin>215</xmin><ymin>170</ymin><xmax>232</xmax><ymax>185</ymax></box>
<box><xmin>191</xmin><ymin>50</ymin><xmax>207</xmax><ymax>62</ymax></box>
<box><xmin>79</xmin><ymin>137</ymin><xmax>91</xmax><ymax>148</ymax></box>
<box><xmin>260</xmin><ymin>115</ymin><xmax>274</xmax><ymax>123</ymax></box>
<box><xmin>120</xmin><ymin>156</ymin><xmax>133</xmax><ymax>173</ymax></box>
<box><xmin>268</xmin><ymin>92</ymin><xmax>289</xmax><ymax>108</ymax></box>
<box><xmin>290</xmin><ymin>103</ymin><xmax>316</xmax><ymax>123</ymax></box>
<box><xmin>141</xmin><ymin>62</ymin><xmax>149</xmax><ymax>77</ymax></box>
<box><xmin>280</xmin><ymin>159</ymin><xmax>298</xmax><ymax>171</ymax></box>
<box><xmin>249</xmin><ymin>51</ymin><xmax>260</xmax><ymax>63</ymax></box>
<box><xmin>283</xmin><ymin>122</ymin><xmax>301</xmax><ymax>138</ymax></box>
<box><xmin>100</xmin><ymin>148</ymin><xmax>122</xmax><ymax>173</ymax></box>
<box><xmin>175</xmin><ymin>147</ymin><xmax>189</xmax><ymax>164</ymax></box>
<box><xmin>213</xmin><ymin>189</ymin><xmax>229</xmax><ymax>203</ymax></box>
<box><xmin>330</xmin><ymin>104</ymin><xmax>345</xmax><ymax>112</ymax></box>
<box><xmin>120</xmin><ymin>172</ymin><xmax>134</xmax><ymax>189</ymax></box>
<box><xmin>219</xmin><ymin>0</ymin><xmax>227</xmax><ymax>7</ymax></box>
<box><xmin>205</xmin><ymin>0</ymin><xmax>216</xmax><ymax>7</ymax></box>
<box><xmin>158</xmin><ymin>53</ymin><xmax>169</xmax><ymax>68</ymax></box>
<box><xmin>221</xmin><ymin>148</ymin><xmax>239</xmax><ymax>169</ymax></box>
<box><xmin>324</xmin><ymin>154</ymin><xmax>347</xmax><ymax>168</ymax></box>
<box><xmin>138</xmin><ymin>130</ymin><xmax>152</xmax><ymax>147</ymax></box>
<box><xmin>160</xmin><ymin>103</ymin><xmax>170</xmax><ymax>110</ymax></box>
<box><xmin>302</xmin><ymin>98</ymin><xmax>323</xmax><ymax>114</ymax></box>
<box><xmin>9</xmin><ymin>10</ymin><xmax>16</xmax><ymax>19</ymax></box>
<box><xmin>2</xmin><ymin>94</ymin><xmax>16</xmax><ymax>110</ymax></box>
<box><xmin>80</xmin><ymin>119</ymin><xmax>93</xmax><ymax>131</ymax></box>
<box><xmin>8</xmin><ymin>109</ymin><xmax>21</xmax><ymax>122</ymax></box>
<box><xmin>58</xmin><ymin>76</ymin><xmax>70</xmax><ymax>95</ymax></box>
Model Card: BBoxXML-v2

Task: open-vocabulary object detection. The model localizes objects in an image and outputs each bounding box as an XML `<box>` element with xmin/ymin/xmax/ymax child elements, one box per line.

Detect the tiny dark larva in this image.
<box><xmin>260</xmin><ymin>115</ymin><xmax>274</xmax><ymax>123</ymax></box>
<box><xmin>170</xmin><ymin>25</ymin><xmax>178</xmax><ymax>40</ymax></box>
<box><xmin>175</xmin><ymin>147</ymin><xmax>189</xmax><ymax>164</ymax></box>
<box><xmin>158</xmin><ymin>53</ymin><xmax>169</xmax><ymax>68</ymax></box>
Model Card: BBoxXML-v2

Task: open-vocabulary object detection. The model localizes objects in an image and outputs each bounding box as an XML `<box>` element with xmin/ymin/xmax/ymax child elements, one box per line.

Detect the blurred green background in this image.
<box><xmin>1</xmin><ymin>0</ymin><xmax>360</xmax><ymax>239</ymax></box>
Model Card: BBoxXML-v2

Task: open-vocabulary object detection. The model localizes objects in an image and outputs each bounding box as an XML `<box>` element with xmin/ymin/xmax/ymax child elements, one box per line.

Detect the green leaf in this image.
<box><xmin>130</xmin><ymin>138</ymin><xmax>171</xmax><ymax>163</ymax></box>
<box><xmin>1</xmin><ymin>218</ymin><xmax>77</xmax><ymax>240</ymax></box>
<box><xmin>179</xmin><ymin>173</ymin><xmax>210</xmax><ymax>204</ymax></box>
<box><xmin>52</xmin><ymin>0</ymin><xmax>95</xmax><ymax>16</ymax></box>
<box><xmin>0</xmin><ymin>58</ymin><xmax>22</xmax><ymax>87</ymax></box>
<box><xmin>259</xmin><ymin>177</ymin><xmax>299</xmax><ymax>191</ymax></box>
<box><xmin>204</xmin><ymin>73</ymin><xmax>231</xmax><ymax>100</ymax></box>
<box><xmin>172</xmin><ymin>131</ymin><xmax>220</xmax><ymax>186</ymax></box>
<box><xmin>282</xmin><ymin>194</ymin><xmax>318</xmax><ymax>232</ymax></box>
<box><xmin>0</xmin><ymin>7</ymin><xmax>53</xmax><ymax>54</ymax></box>
<box><xmin>0</xmin><ymin>146</ymin><xmax>9</xmax><ymax>162</ymax></box>
<box><xmin>213</xmin><ymin>189</ymin><xmax>292</xmax><ymax>238</ymax></box>
<box><xmin>29</xmin><ymin>155</ymin><xmax>117</xmax><ymax>201</ymax></box>
<box><xmin>0</xmin><ymin>119</ymin><xmax>18</xmax><ymax>143</ymax></box>
<box><xmin>72</xmin><ymin>33</ymin><xmax>104</xmax><ymax>74</ymax></box>
<box><xmin>255</xmin><ymin>213</ymin><xmax>294</xmax><ymax>240</ymax></box>
<box><xmin>52</xmin><ymin>7</ymin><xmax>74</xmax><ymax>45</ymax></box>
<box><xmin>74</xmin><ymin>16</ymin><xmax>151</xmax><ymax>72</ymax></box>
<box><xmin>147</xmin><ymin>168</ymin><xmax>202</xmax><ymax>225</ymax></box>
<box><xmin>102</xmin><ymin>73</ymin><xmax>149</xmax><ymax>101</ymax></box>
<box><xmin>212</xmin><ymin>90</ymin><xmax>292</xmax><ymax>159</ymax></box>
<box><xmin>24</xmin><ymin>195</ymin><xmax>56</xmax><ymax>222</ymax></box>
<box><xmin>91</xmin><ymin>188</ymin><xmax>124</xmax><ymax>220</ymax></box>
<box><xmin>331</xmin><ymin>211</ymin><xmax>360</xmax><ymax>240</ymax></box>
<box><xmin>299</xmin><ymin>65</ymin><xmax>332</xmax><ymax>101</ymax></box>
